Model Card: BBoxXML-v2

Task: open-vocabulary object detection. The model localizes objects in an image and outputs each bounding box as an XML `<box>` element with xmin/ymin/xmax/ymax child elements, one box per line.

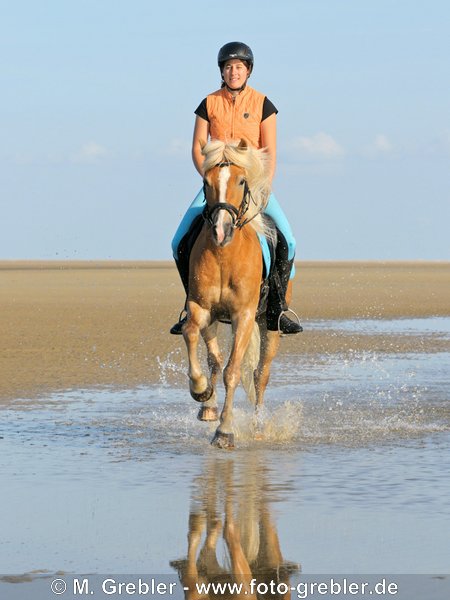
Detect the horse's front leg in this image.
<box><xmin>183</xmin><ymin>302</ymin><xmax>213</xmax><ymax>403</ymax></box>
<box><xmin>212</xmin><ymin>311</ymin><xmax>255</xmax><ymax>449</ymax></box>
<box><xmin>198</xmin><ymin>322</ymin><xmax>222</xmax><ymax>422</ymax></box>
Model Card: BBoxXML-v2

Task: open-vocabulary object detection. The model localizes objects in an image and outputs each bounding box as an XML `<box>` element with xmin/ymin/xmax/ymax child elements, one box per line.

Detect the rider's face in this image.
<box><xmin>222</xmin><ymin>59</ymin><xmax>250</xmax><ymax>90</ymax></box>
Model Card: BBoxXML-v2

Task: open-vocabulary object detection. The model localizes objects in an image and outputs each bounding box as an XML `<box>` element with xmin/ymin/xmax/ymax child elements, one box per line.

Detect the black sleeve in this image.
<box><xmin>194</xmin><ymin>98</ymin><xmax>209</xmax><ymax>122</ymax></box>
<box><xmin>262</xmin><ymin>97</ymin><xmax>278</xmax><ymax>121</ymax></box>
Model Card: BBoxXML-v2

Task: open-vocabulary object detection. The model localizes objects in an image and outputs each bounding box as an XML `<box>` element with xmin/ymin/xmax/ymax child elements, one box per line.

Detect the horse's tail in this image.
<box><xmin>241</xmin><ymin>321</ymin><xmax>260</xmax><ymax>406</ymax></box>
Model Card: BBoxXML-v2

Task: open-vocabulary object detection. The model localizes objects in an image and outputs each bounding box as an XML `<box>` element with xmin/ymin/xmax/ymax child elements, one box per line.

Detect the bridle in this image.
<box><xmin>202</xmin><ymin>161</ymin><xmax>259</xmax><ymax>230</ymax></box>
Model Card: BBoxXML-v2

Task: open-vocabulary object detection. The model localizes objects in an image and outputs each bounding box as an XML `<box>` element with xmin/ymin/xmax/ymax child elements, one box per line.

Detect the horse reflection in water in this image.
<box><xmin>171</xmin><ymin>455</ymin><xmax>300</xmax><ymax>600</ymax></box>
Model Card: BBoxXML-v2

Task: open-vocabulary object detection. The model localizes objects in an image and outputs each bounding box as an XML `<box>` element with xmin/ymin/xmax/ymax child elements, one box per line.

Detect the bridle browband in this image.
<box><xmin>202</xmin><ymin>161</ymin><xmax>259</xmax><ymax>230</ymax></box>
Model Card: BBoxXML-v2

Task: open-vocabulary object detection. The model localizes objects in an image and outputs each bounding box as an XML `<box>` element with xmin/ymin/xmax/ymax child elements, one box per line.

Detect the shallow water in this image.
<box><xmin>308</xmin><ymin>316</ymin><xmax>450</xmax><ymax>336</ymax></box>
<box><xmin>1</xmin><ymin>318</ymin><xmax>449</xmax><ymax>596</ymax></box>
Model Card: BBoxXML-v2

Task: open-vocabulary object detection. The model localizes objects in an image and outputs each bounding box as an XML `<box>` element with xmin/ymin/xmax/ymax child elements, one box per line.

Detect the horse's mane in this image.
<box><xmin>202</xmin><ymin>139</ymin><xmax>276</xmax><ymax>243</ymax></box>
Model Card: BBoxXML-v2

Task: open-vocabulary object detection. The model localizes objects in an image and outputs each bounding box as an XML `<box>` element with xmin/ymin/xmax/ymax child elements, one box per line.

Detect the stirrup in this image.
<box><xmin>278</xmin><ymin>308</ymin><xmax>303</xmax><ymax>336</ymax></box>
<box><xmin>170</xmin><ymin>309</ymin><xmax>187</xmax><ymax>335</ymax></box>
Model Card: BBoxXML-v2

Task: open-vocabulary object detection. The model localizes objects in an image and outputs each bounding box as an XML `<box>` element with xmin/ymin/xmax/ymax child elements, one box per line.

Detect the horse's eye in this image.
<box><xmin>239</xmin><ymin>178</ymin><xmax>246</xmax><ymax>186</ymax></box>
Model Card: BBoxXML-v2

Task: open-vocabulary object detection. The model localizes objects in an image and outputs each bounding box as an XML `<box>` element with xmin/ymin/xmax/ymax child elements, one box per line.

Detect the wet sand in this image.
<box><xmin>1</xmin><ymin>260</ymin><xmax>449</xmax><ymax>401</ymax></box>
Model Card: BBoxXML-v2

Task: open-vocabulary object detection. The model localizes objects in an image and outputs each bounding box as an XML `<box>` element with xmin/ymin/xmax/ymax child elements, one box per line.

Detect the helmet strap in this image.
<box><xmin>224</xmin><ymin>81</ymin><xmax>247</xmax><ymax>94</ymax></box>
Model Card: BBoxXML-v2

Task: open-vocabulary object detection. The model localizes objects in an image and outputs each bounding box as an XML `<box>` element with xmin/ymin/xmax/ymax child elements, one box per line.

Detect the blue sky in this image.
<box><xmin>1</xmin><ymin>0</ymin><xmax>449</xmax><ymax>260</ymax></box>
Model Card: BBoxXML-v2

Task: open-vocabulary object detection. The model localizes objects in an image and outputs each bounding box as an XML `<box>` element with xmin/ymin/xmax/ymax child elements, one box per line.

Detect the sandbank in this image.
<box><xmin>1</xmin><ymin>260</ymin><xmax>449</xmax><ymax>401</ymax></box>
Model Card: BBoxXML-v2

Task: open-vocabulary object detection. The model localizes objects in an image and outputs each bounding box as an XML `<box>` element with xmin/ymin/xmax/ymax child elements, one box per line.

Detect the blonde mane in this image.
<box><xmin>201</xmin><ymin>140</ymin><xmax>275</xmax><ymax>242</ymax></box>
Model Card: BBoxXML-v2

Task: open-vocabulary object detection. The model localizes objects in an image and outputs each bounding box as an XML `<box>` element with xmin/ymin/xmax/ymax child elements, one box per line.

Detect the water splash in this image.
<box><xmin>230</xmin><ymin>402</ymin><xmax>303</xmax><ymax>445</ymax></box>
<box><xmin>156</xmin><ymin>347</ymin><xmax>186</xmax><ymax>388</ymax></box>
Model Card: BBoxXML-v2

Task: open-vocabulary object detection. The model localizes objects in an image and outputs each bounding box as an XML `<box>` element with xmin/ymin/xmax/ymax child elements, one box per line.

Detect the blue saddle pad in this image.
<box><xmin>257</xmin><ymin>231</ymin><xmax>296</xmax><ymax>280</ymax></box>
<box><xmin>257</xmin><ymin>233</ymin><xmax>273</xmax><ymax>280</ymax></box>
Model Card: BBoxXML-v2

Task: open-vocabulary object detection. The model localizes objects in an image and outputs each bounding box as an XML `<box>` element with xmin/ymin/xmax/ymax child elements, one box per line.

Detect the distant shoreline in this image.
<box><xmin>1</xmin><ymin>259</ymin><xmax>449</xmax><ymax>270</ymax></box>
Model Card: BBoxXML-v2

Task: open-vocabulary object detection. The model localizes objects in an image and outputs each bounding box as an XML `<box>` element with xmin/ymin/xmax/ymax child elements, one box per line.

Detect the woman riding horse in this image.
<box><xmin>171</xmin><ymin>41</ymin><xmax>302</xmax><ymax>336</ymax></box>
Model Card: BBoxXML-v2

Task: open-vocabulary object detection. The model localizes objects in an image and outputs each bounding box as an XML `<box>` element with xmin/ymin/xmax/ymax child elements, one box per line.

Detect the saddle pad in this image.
<box><xmin>257</xmin><ymin>233</ymin><xmax>273</xmax><ymax>280</ymax></box>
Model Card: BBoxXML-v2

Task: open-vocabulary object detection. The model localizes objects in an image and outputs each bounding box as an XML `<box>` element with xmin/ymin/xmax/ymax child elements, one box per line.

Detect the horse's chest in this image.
<box><xmin>216</xmin><ymin>275</ymin><xmax>258</xmax><ymax>310</ymax></box>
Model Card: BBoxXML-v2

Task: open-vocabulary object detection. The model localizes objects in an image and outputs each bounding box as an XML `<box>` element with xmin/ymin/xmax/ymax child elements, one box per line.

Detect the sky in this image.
<box><xmin>1</xmin><ymin>0</ymin><xmax>449</xmax><ymax>261</ymax></box>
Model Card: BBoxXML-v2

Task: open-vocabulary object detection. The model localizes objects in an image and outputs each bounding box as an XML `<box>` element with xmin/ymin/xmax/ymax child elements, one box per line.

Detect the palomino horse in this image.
<box><xmin>182</xmin><ymin>139</ymin><xmax>291</xmax><ymax>449</ymax></box>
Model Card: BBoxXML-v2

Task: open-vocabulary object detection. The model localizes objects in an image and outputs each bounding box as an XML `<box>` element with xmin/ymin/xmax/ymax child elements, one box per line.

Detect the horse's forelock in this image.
<box><xmin>202</xmin><ymin>140</ymin><xmax>226</xmax><ymax>173</ymax></box>
<box><xmin>202</xmin><ymin>140</ymin><xmax>269</xmax><ymax>188</ymax></box>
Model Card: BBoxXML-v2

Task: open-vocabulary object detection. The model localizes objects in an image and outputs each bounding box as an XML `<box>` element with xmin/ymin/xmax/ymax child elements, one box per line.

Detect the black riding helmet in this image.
<box><xmin>218</xmin><ymin>42</ymin><xmax>254</xmax><ymax>73</ymax></box>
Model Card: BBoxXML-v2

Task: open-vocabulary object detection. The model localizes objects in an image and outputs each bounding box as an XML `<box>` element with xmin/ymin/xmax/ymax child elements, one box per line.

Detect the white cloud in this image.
<box><xmin>363</xmin><ymin>134</ymin><xmax>394</xmax><ymax>157</ymax></box>
<box><xmin>72</xmin><ymin>141</ymin><xmax>108</xmax><ymax>163</ymax></box>
<box><xmin>288</xmin><ymin>132</ymin><xmax>345</xmax><ymax>159</ymax></box>
<box><xmin>373</xmin><ymin>134</ymin><xmax>393</xmax><ymax>153</ymax></box>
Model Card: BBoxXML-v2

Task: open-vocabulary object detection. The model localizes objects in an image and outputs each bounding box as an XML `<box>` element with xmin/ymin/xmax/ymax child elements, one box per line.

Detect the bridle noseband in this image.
<box><xmin>202</xmin><ymin>162</ymin><xmax>257</xmax><ymax>230</ymax></box>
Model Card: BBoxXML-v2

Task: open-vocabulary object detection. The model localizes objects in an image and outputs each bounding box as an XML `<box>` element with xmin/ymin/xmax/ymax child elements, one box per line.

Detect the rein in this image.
<box><xmin>202</xmin><ymin>161</ymin><xmax>260</xmax><ymax>230</ymax></box>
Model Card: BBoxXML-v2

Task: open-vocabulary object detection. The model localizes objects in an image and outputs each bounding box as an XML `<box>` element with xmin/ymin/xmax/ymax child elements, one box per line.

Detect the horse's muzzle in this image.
<box><xmin>212</xmin><ymin>220</ymin><xmax>234</xmax><ymax>247</ymax></box>
<box><xmin>204</xmin><ymin>202</ymin><xmax>239</xmax><ymax>247</ymax></box>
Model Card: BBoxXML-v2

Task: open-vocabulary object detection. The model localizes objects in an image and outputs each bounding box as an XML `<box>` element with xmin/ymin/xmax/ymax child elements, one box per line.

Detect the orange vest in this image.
<box><xmin>206</xmin><ymin>86</ymin><xmax>266</xmax><ymax>149</ymax></box>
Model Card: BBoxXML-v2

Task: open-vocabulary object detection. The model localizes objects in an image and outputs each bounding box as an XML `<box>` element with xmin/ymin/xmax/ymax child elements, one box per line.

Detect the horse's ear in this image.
<box><xmin>238</xmin><ymin>138</ymin><xmax>248</xmax><ymax>151</ymax></box>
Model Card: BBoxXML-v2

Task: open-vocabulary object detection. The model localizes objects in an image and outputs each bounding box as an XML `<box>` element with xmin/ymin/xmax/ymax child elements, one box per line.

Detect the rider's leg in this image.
<box><xmin>264</xmin><ymin>193</ymin><xmax>302</xmax><ymax>334</ymax></box>
<box><xmin>171</xmin><ymin>189</ymin><xmax>205</xmax><ymax>260</ymax></box>
<box><xmin>266</xmin><ymin>230</ymin><xmax>302</xmax><ymax>333</ymax></box>
<box><xmin>264</xmin><ymin>193</ymin><xmax>296</xmax><ymax>263</ymax></box>
<box><xmin>170</xmin><ymin>189</ymin><xmax>205</xmax><ymax>335</ymax></box>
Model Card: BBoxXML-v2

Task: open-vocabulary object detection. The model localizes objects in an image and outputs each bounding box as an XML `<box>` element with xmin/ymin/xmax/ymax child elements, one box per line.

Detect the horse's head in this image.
<box><xmin>202</xmin><ymin>139</ymin><xmax>251</xmax><ymax>247</ymax></box>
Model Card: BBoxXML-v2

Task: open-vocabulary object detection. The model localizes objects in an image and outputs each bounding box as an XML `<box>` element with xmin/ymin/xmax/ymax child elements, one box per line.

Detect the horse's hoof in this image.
<box><xmin>254</xmin><ymin>430</ymin><xmax>264</xmax><ymax>441</ymax></box>
<box><xmin>197</xmin><ymin>406</ymin><xmax>219</xmax><ymax>422</ymax></box>
<box><xmin>190</xmin><ymin>383</ymin><xmax>214</xmax><ymax>403</ymax></box>
<box><xmin>211</xmin><ymin>431</ymin><xmax>235</xmax><ymax>450</ymax></box>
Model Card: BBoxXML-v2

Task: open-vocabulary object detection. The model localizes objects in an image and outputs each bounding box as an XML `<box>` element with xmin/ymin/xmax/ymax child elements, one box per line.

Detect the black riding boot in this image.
<box><xmin>169</xmin><ymin>255</ymin><xmax>189</xmax><ymax>335</ymax></box>
<box><xmin>266</xmin><ymin>232</ymin><xmax>303</xmax><ymax>334</ymax></box>
<box><xmin>170</xmin><ymin>216</ymin><xmax>203</xmax><ymax>335</ymax></box>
